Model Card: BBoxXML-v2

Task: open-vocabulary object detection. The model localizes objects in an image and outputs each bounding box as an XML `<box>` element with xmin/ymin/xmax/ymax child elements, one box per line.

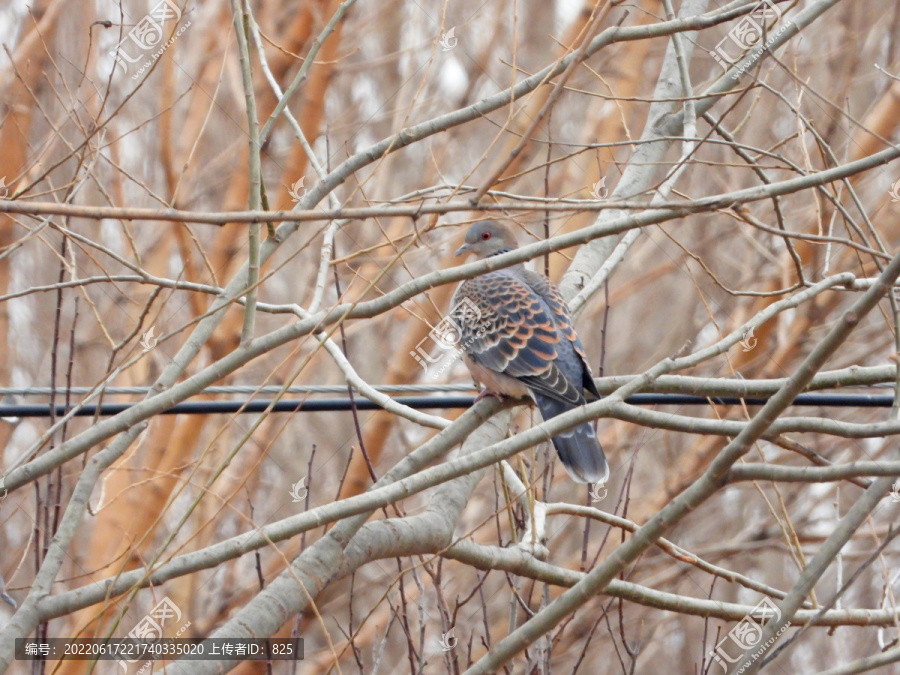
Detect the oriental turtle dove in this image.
<box><xmin>452</xmin><ymin>221</ymin><xmax>609</xmax><ymax>484</ymax></box>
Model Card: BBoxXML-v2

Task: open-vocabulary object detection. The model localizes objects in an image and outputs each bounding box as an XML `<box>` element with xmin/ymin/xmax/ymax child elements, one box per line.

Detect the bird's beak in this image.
<box><xmin>455</xmin><ymin>243</ymin><xmax>471</xmax><ymax>257</ymax></box>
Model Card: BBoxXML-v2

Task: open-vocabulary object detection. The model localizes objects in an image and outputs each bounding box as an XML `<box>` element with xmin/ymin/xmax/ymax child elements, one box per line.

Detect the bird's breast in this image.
<box><xmin>462</xmin><ymin>353</ymin><xmax>531</xmax><ymax>399</ymax></box>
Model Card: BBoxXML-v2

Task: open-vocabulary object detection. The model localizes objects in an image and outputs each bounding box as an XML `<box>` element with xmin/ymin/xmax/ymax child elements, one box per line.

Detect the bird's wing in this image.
<box><xmin>516</xmin><ymin>268</ymin><xmax>600</xmax><ymax>398</ymax></box>
<box><xmin>516</xmin><ymin>269</ymin><xmax>584</xmax><ymax>353</ymax></box>
<box><xmin>453</xmin><ymin>272</ymin><xmax>583</xmax><ymax>405</ymax></box>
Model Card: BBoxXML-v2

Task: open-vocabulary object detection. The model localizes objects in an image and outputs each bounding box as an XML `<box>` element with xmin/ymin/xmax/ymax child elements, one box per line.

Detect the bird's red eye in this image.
<box><xmin>481</xmin><ymin>232</ymin><xmax>491</xmax><ymax>240</ymax></box>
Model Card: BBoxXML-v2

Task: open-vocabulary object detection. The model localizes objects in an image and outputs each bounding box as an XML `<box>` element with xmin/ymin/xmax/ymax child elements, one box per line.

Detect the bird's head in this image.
<box><xmin>454</xmin><ymin>221</ymin><xmax>518</xmax><ymax>259</ymax></box>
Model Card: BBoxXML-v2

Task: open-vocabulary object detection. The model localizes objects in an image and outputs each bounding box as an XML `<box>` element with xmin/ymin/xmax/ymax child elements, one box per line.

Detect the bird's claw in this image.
<box><xmin>473</xmin><ymin>389</ymin><xmax>507</xmax><ymax>404</ymax></box>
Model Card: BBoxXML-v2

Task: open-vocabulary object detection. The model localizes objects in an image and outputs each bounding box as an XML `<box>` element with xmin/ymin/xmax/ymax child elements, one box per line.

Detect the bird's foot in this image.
<box><xmin>473</xmin><ymin>388</ymin><xmax>508</xmax><ymax>404</ymax></box>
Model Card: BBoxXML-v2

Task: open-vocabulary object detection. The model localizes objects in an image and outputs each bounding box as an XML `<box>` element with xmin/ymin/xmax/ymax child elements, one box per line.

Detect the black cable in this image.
<box><xmin>0</xmin><ymin>392</ymin><xmax>894</xmax><ymax>418</ymax></box>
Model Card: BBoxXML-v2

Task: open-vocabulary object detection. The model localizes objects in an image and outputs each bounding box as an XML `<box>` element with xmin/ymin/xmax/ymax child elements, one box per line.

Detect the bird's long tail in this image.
<box><xmin>533</xmin><ymin>393</ymin><xmax>609</xmax><ymax>484</ymax></box>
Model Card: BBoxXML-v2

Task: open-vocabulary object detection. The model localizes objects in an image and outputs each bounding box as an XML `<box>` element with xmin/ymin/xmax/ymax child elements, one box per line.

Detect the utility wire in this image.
<box><xmin>0</xmin><ymin>393</ymin><xmax>895</xmax><ymax>419</ymax></box>
<box><xmin>0</xmin><ymin>382</ymin><xmax>892</xmax><ymax>398</ymax></box>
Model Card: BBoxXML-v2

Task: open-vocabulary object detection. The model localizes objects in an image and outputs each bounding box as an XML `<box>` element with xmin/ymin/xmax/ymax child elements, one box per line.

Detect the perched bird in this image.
<box><xmin>452</xmin><ymin>220</ymin><xmax>609</xmax><ymax>484</ymax></box>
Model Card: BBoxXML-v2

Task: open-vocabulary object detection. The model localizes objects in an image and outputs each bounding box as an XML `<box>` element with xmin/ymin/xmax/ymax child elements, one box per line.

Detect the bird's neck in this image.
<box><xmin>485</xmin><ymin>248</ymin><xmax>526</xmax><ymax>273</ymax></box>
